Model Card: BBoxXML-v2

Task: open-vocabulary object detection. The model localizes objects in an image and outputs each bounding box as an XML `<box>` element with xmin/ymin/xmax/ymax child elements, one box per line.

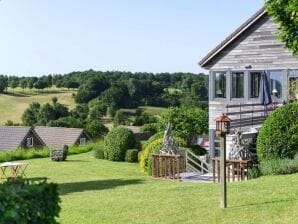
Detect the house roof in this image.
<box><xmin>199</xmin><ymin>8</ymin><xmax>267</xmax><ymax>67</ymax></box>
<box><xmin>0</xmin><ymin>126</ymin><xmax>34</xmax><ymax>150</ymax></box>
<box><xmin>34</xmin><ymin>126</ymin><xmax>88</xmax><ymax>148</ymax></box>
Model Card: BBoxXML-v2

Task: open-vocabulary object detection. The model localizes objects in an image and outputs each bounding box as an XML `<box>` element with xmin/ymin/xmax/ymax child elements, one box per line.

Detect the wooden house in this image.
<box><xmin>34</xmin><ymin>126</ymin><xmax>92</xmax><ymax>149</ymax></box>
<box><xmin>0</xmin><ymin>126</ymin><xmax>45</xmax><ymax>151</ymax></box>
<box><xmin>199</xmin><ymin>8</ymin><xmax>298</xmax><ymax>157</ymax></box>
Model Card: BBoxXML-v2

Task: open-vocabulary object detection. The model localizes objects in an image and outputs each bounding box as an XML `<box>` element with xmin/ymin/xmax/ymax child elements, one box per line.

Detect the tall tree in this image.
<box><xmin>0</xmin><ymin>75</ymin><xmax>8</xmax><ymax>93</ymax></box>
<box><xmin>265</xmin><ymin>0</ymin><xmax>298</xmax><ymax>54</ymax></box>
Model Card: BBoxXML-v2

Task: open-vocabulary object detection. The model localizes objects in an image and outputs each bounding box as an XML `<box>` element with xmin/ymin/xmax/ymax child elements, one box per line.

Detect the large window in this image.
<box><xmin>232</xmin><ymin>72</ymin><xmax>244</xmax><ymax>98</ymax></box>
<box><xmin>250</xmin><ymin>72</ymin><xmax>261</xmax><ymax>98</ymax></box>
<box><xmin>269</xmin><ymin>71</ymin><xmax>283</xmax><ymax>98</ymax></box>
<box><xmin>214</xmin><ymin>72</ymin><xmax>226</xmax><ymax>98</ymax></box>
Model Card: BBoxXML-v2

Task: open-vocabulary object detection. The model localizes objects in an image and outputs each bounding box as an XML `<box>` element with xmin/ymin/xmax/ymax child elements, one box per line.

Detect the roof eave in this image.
<box><xmin>199</xmin><ymin>8</ymin><xmax>267</xmax><ymax>68</ymax></box>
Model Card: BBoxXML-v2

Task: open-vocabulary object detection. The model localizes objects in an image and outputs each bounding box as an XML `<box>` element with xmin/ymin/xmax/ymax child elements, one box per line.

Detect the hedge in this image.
<box><xmin>0</xmin><ymin>178</ymin><xmax>60</xmax><ymax>224</ymax></box>
<box><xmin>256</xmin><ymin>103</ymin><xmax>298</xmax><ymax>161</ymax></box>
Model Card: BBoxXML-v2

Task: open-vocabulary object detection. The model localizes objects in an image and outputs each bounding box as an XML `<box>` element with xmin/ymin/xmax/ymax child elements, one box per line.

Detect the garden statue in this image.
<box><xmin>228</xmin><ymin>128</ymin><xmax>252</xmax><ymax>160</ymax></box>
<box><xmin>160</xmin><ymin>123</ymin><xmax>180</xmax><ymax>155</ymax></box>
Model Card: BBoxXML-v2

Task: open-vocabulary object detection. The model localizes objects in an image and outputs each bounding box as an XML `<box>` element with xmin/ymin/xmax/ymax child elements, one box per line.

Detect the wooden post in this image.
<box><xmin>220</xmin><ymin>134</ymin><xmax>227</xmax><ymax>208</ymax></box>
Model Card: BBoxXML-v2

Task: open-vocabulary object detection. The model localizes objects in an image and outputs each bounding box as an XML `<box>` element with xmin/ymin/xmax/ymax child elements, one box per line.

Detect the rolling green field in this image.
<box><xmin>0</xmin><ymin>87</ymin><xmax>75</xmax><ymax>124</ymax></box>
<box><xmin>23</xmin><ymin>152</ymin><xmax>298</xmax><ymax>224</ymax></box>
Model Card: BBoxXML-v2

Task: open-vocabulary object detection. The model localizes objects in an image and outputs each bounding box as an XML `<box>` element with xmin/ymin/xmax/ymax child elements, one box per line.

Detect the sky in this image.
<box><xmin>0</xmin><ymin>0</ymin><xmax>264</xmax><ymax>76</ymax></box>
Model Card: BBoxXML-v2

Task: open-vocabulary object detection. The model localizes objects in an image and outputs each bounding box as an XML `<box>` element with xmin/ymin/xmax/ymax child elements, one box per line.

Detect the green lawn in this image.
<box><xmin>23</xmin><ymin>152</ymin><xmax>298</xmax><ymax>224</ymax></box>
<box><xmin>0</xmin><ymin>87</ymin><xmax>75</xmax><ymax>124</ymax></box>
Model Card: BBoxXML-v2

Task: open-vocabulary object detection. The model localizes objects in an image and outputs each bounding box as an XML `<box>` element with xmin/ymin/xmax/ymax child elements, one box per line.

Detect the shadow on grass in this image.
<box><xmin>64</xmin><ymin>159</ymin><xmax>90</xmax><ymax>163</ymax></box>
<box><xmin>3</xmin><ymin>92</ymin><xmax>31</xmax><ymax>97</ymax></box>
<box><xmin>59</xmin><ymin>179</ymin><xmax>144</xmax><ymax>195</ymax></box>
<box><xmin>229</xmin><ymin>198</ymin><xmax>298</xmax><ymax>208</ymax></box>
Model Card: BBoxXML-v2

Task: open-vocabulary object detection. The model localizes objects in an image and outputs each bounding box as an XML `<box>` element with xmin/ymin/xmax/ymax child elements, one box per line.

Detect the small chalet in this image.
<box><xmin>34</xmin><ymin>126</ymin><xmax>91</xmax><ymax>149</ymax></box>
<box><xmin>199</xmin><ymin>8</ymin><xmax>298</xmax><ymax>158</ymax></box>
<box><xmin>0</xmin><ymin>126</ymin><xmax>45</xmax><ymax>151</ymax></box>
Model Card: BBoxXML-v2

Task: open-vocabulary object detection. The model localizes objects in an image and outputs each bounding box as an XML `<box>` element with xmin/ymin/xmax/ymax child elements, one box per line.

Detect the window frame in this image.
<box><xmin>268</xmin><ymin>70</ymin><xmax>283</xmax><ymax>99</ymax></box>
<box><xmin>249</xmin><ymin>71</ymin><xmax>262</xmax><ymax>99</ymax></box>
<box><xmin>231</xmin><ymin>71</ymin><xmax>245</xmax><ymax>99</ymax></box>
<box><xmin>213</xmin><ymin>71</ymin><xmax>228</xmax><ymax>100</ymax></box>
<box><xmin>26</xmin><ymin>137</ymin><xmax>34</xmax><ymax>147</ymax></box>
<box><xmin>80</xmin><ymin>137</ymin><xmax>87</xmax><ymax>146</ymax></box>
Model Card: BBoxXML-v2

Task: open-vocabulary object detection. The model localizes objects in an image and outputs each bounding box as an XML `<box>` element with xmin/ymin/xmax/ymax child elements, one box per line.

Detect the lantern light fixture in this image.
<box><xmin>215</xmin><ymin>114</ymin><xmax>231</xmax><ymax>136</ymax></box>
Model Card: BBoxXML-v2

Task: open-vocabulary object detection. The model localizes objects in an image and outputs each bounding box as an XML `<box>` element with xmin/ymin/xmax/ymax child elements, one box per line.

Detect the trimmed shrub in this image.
<box><xmin>104</xmin><ymin>127</ymin><xmax>136</xmax><ymax>161</ymax></box>
<box><xmin>140</xmin><ymin>137</ymin><xmax>186</xmax><ymax>175</ymax></box>
<box><xmin>0</xmin><ymin>178</ymin><xmax>60</xmax><ymax>224</ymax></box>
<box><xmin>125</xmin><ymin>149</ymin><xmax>139</xmax><ymax>163</ymax></box>
<box><xmin>257</xmin><ymin>103</ymin><xmax>298</xmax><ymax>161</ymax></box>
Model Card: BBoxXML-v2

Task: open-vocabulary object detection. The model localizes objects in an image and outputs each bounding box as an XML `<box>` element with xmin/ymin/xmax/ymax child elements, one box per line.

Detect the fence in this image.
<box><xmin>211</xmin><ymin>158</ymin><xmax>255</xmax><ymax>182</ymax></box>
<box><xmin>151</xmin><ymin>154</ymin><xmax>183</xmax><ymax>180</ymax></box>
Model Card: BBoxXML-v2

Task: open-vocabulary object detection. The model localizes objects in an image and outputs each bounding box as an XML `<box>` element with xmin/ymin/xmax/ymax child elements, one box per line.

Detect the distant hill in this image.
<box><xmin>0</xmin><ymin>87</ymin><xmax>75</xmax><ymax>124</ymax></box>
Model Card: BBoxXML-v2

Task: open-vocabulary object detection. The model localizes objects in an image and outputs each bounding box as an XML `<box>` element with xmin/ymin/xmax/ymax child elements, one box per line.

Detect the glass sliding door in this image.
<box><xmin>232</xmin><ymin>72</ymin><xmax>244</xmax><ymax>98</ymax></box>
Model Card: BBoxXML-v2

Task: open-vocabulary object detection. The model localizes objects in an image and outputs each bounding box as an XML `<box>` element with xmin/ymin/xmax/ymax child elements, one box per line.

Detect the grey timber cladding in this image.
<box><xmin>202</xmin><ymin>14</ymin><xmax>298</xmax><ymax>70</ymax></box>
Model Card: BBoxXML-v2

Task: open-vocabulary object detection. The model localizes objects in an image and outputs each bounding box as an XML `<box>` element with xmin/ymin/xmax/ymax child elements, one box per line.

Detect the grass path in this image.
<box><xmin>24</xmin><ymin>153</ymin><xmax>298</xmax><ymax>224</ymax></box>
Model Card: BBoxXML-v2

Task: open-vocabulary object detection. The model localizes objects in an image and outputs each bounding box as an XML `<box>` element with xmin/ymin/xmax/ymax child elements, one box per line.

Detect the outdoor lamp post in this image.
<box><xmin>215</xmin><ymin>114</ymin><xmax>231</xmax><ymax>208</ymax></box>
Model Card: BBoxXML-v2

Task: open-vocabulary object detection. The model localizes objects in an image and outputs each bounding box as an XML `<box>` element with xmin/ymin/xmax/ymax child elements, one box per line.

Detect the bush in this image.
<box><xmin>260</xmin><ymin>154</ymin><xmax>298</xmax><ymax>175</ymax></box>
<box><xmin>140</xmin><ymin>123</ymin><xmax>159</xmax><ymax>134</ymax></box>
<box><xmin>247</xmin><ymin>167</ymin><xmax>261</xmax><ymax>179</ymax></box>
<box><xmin>0</xmin><ymin>178</ymin><xmax>60</xmax><ymax>224</ymax></box>
<box><xmin>140</xmin><ymin>137</ymin><xmax>186</xmax><ymax>175</ymax></box>
<box><xmin>257</xmin><ymin>103</ymin><xmax>298</xmax><ymax>161</ymax></box>
<box><xmin>0</xmin><ymin>148</ymin><xmax>50</xmax><ymax>163</ymax></box>
<box><xmin>125</xmin><ymin>149</ymin><xmax>139</xmax><ymax>163</ymax></box>
<box><xmin>92</xmin><ymin>141</ymin><xmax>106</xmax><ymax>159</ymax></box>
<box><xmin>189</xmin><ymin>145</ymin><xmax>207</xmax><ymax>156</ymax></box>
<box><xmin>104</xmin><ymin>127</ymin><xmax>136</xmax><ymax>161</ymax></box>
<box><xmin>142</xmin><ymin>132</ymin><xmax>164</xmax><ymax>149</ymax></box>
<box><xmin>85</xmin><ymin>119</ymin><xmax>109</xmax><ymax>139</ymax></box>
<box><xmin>68</xmin><ymin>144</ymin><xmax>94</xmax><ymax>155</ymax></box>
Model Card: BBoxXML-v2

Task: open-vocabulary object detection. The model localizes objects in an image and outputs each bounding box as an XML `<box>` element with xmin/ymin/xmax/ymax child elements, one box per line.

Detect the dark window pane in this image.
<box><xmin>232</xmin><ymin>72</ymin><xmax>244</xmax><ymax>98</ymax></box>
<box><xmin>250</xmin><ymin>72</ymin><xmax>261</xmax><ymax>98</ymax></box>
<box><xmin>214</xmin><ymin>72</ymin><xmax>226</xmax><ymax>98</ymax></box>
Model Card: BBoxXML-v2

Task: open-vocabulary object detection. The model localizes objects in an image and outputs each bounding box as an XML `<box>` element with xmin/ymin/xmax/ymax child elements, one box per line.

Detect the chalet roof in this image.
<box><xmin>34</xmin><ymin>126</ymin><xmax>88</xmax><ymax>149</ymax></box>
<box><xmin>0</xmin><ymin>126</ymin><xmax>34</xmax><ymax>151</ymax></box>
<box><xmin>199</xmin><ymin>8</ymin><xmax>267</xmax><ymax>67</ymax></box>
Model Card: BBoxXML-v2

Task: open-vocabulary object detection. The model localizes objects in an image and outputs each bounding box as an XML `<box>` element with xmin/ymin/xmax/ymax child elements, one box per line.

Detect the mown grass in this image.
<box><xmin>0</xmin><ymin>87</ymin><xmax>75</xmax><ymax>124</ymax></box>
<box><xmin>23</xmin><ymin>152</ymin><xmax>298</xmax><ymax>224</ymax></box>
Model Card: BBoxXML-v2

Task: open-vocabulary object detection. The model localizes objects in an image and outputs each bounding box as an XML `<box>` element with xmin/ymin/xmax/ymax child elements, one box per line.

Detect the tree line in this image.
<box><xmin>1</xmin><ymin>70</ymin><xmax>208</xmax><ymax>111</ymax></box>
